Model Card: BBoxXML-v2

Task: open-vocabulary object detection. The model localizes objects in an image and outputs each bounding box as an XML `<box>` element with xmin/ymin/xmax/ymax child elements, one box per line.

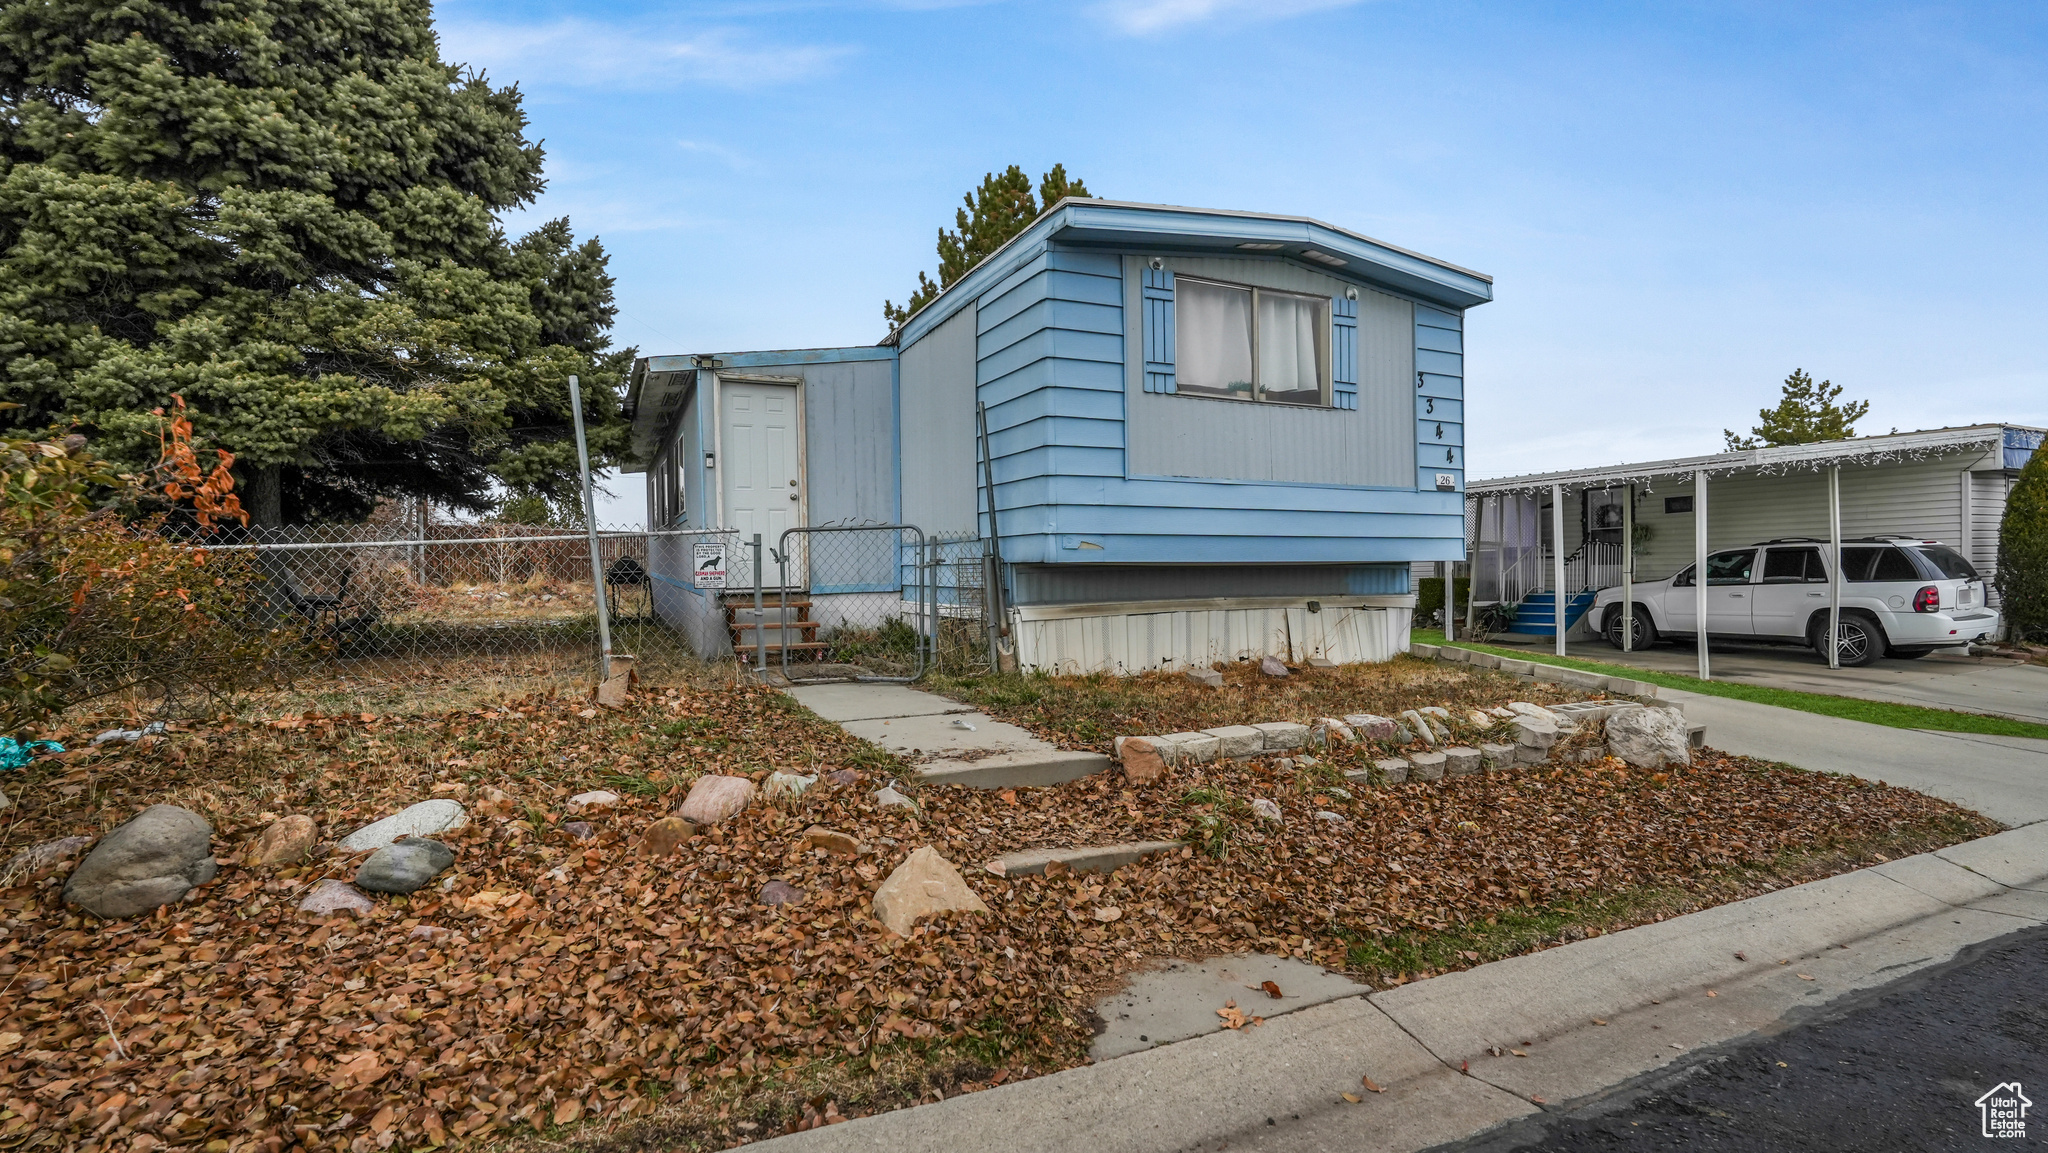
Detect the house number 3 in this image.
<box><xmin>1425</xmin><ymin>397</ymin><xmax>1435</xmax><ymax>413</ymax></box>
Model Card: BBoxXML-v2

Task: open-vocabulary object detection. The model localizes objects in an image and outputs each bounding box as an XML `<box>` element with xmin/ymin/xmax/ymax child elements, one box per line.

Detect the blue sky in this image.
<box><xmin>434</xmin><ymin>0</ymin><xmax>2048</xmax><ymax>521</ymax></box>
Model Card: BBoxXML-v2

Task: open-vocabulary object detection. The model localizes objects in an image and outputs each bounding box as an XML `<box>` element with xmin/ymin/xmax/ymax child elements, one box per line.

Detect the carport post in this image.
<box><xmin>1622</xmin><ymin>484</ymin><xmax>1634</xmax><ymax>652</ymax></box>
<box><xmin>1828</xmin><ymin>465</ymin><xmax>1842</xmax><ymax>670</ymax></box>
<box><xmin>1552</xmin><ymin>483</ymin><xmax>1566</xmax><ymax>657</ymax></box>
<box><xmin>1695</xmin><ymin>469</ymin><xmax>1709</xmax><ymax>681</ymax></box>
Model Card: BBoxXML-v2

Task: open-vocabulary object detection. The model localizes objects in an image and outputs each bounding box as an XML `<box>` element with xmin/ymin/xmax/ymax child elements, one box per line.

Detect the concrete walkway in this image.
<box><xmin>781</xmin><ymin>682</ymin><xmax>1109</xmax><ymax>788</ymax></box>
<box><xmin>1663</xmin><ymin>688</ymin><xmax>2048</xmax><ymax>827</ymax></box>
<box><xmin>1486</xmin><ymin>635</ymin><xmax>2048</xmax><ymax>724</ymax></box>
<box><xmin>755</xmin><ymin>822</ymin><xmax>2048</xmax><ymax>1153</ymax></box>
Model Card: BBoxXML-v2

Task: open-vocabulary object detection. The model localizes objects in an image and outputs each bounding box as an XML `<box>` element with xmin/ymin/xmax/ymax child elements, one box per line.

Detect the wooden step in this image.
<box><xmin>734</xmin><ymin>641</ymin><xmax>830</xmax><ymax>655</ymax></box>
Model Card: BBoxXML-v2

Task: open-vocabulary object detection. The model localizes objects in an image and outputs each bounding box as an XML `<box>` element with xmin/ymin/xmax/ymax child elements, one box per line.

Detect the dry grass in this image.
<box><xmin>922</xmin><ymin>654</ymin><xmax>1603</xmax><ymax>751</ymax></box>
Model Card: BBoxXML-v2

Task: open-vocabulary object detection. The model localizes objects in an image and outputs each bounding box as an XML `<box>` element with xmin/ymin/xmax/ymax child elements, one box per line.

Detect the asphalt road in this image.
<box><xmin>1450</xmin><ymin>924</ymin><xmax>2048</xmax><ymax>1151</ymax></box>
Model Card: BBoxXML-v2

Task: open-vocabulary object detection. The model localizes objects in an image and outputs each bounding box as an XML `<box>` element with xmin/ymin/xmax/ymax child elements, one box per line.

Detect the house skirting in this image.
<box><xmin>1011</xmin><ymin>595</ymin><xmax>1417</xmax><ymax>675</ymax></box>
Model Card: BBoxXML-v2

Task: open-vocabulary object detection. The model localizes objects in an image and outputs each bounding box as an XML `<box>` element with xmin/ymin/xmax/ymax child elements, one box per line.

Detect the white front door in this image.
<box><xmin>718</xmin><ymin>380</ymin><xmax>802</xmax><ymax>585</ymax></box>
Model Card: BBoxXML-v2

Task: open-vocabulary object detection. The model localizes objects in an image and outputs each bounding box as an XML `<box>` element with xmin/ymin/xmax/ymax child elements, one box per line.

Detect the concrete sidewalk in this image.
<box><xmin>1663</xmin><ymin>688</ymin><xmax>2048</xmax><ymax>827</ymax></box>
<box><xmin>782</xmin><ymin>682</ymin><xmax>1110</xmax><ymax>788</ymax></box>
<box><xmin>754</xmin><ymin>822</ymin><xmax>2048</xmax><ymax>1153</ymax></box>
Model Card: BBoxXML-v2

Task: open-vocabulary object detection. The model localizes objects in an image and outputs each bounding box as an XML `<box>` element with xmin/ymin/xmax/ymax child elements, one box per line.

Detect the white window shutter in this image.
<box><xmin>1142</xmin><ymin>266</ymin><xmax>1175</xmax><ymax>393</ymax></box>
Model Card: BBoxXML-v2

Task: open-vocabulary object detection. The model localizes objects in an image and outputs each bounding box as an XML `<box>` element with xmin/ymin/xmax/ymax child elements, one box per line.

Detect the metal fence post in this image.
<box><xmin>568</xmin><ymin>374</ymin><xmax>612</xmax><ymax>681</ymax></box>
<box><xmin>752</xmin><ymin>532</ymin><xmax>766</xmax><ymax>673</ymax></box>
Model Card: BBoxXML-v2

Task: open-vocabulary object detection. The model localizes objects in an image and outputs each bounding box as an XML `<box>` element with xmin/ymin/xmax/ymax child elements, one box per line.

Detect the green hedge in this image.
<box><xmin>1416</xmin><ymin>576</ymin><xmax>1471</xmax><ymax>620</ymax></box>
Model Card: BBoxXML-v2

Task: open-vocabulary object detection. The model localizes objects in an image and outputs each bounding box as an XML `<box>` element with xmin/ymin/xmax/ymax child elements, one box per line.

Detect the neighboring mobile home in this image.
<box><xmin>624</xmin><ymin>199</ymin><xmax>1493</xmax><ymax>672</ymax></box>
<box><xmin>1464</xmin><ymin>424</ymin><xmax>2045</xmax><ymax>641</ymax></box>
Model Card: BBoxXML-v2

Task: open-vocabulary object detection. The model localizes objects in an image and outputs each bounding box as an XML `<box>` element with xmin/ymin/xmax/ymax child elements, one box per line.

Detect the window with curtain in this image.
<box><xmin>1173</xmin><ymin>276</ymin><xmax>1330</xmax><ymax>406</ymax></box>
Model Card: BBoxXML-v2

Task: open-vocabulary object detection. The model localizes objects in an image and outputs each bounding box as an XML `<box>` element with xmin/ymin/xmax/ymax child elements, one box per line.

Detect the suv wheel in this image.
<box><xmin>1812</xmin><ymin>612</ymin><xmax>1884</xmax><ymax>668</ymax></box>
<box><xmin>1603</xmin><ymin>605</ymin><xmax>1658</xmax><ymax>650</ymax></box>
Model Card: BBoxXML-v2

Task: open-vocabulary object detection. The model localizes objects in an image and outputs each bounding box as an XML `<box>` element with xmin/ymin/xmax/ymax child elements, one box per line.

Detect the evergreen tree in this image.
<box><xmin>883</xmin><ymin>163</ymin><xmax>1094</xmax><ymax>329</ymax></box>
<box><xmin>1998</xmin><ymin>443</ymin><xmax>2048</xmax><ymax>643</ymax></box>
<box><xmin>0</xmin><ymin>0</ymin><xmax>631</xmax><ymax>524</ymax></box>
<box><xmin>1723</xmin><ymin>369</ymin><xmax>1870</xmax><ymax>450</ymax></box>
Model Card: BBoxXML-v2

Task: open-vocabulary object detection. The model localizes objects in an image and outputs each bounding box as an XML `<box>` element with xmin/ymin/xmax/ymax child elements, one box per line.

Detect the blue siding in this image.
<box><xmin>971</xmin><ymin>240</ymin><xmax>1468</xmax><ymax>569</ymax></box>
<box><xmin>1415</xmin><ymin>304</ymin><xmax>1465</xmax><ymax>494</ymax></box>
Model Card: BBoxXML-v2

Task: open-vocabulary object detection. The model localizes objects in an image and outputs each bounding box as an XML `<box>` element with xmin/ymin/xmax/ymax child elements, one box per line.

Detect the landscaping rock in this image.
<box><xmin>678</xmin><ymin>775</ymin><xmax>756</xmax><ymax>824</ymax></box>
<box><xmin>871</xmin><ymin>846</ymin><xmax>989</xmax><ymax>936</ymax></box>
<box><xmin>339</xmin><ymin>799</ymin><xmax>469</xmax><ymax>852</ymax></box>
<box><xmin>1252</xmin><ymin>721</ymin><xmax>1309</xmax><ymax>752</ymax></box>
<box><xmin>1251</xmin><ymin>798</ymin><xmax>1283</xmax><ymax>822</ymax></box>
<box><xmin>354</xmin><ymin>838</ymin><xmax>455</xmax><ymax>894</ymax></box>
<box><xmin>1316</xmin><ymin>810</ymin><xmax>1345</xmax><ymax>823</ymax></box>
<box><xmin>561</xmin><ymin>821</ymin><xmax>596</xmax><ymax>841</ymax></box>
<box><xmin>1372</xmin><ymin>758</ymin><xmax>1412</xmax><ymax>784</ymax></box>
<box><xmin>873</xmin><ymin>784</ymin><xmax>916</xmax><ymax>809</ymax></box>
<box><xmin>639</xmin><ymin>817</ymin><xmax>697</xmax><ymax>857</ymax></box>
<box><xmin>567</xmin><ymin>790</ymin><xmax>621</xmax><ymax>811</ymax></box>
<box><xmin>1343</xmin><ymin>714</ymin><xmax>1398</xmax><ymax>742</ymax></box>
<box><xmin>758</xmin><ymin>880</ymin><xmax>804</xmax><ymax>905</ymax></box>
<box><xmin>1409</xmin><ymin>642</ymin><xmax>1441</xmax><ymax>659</ymax></box>
<box><xmin>1467</xmin><ymin>710</ymin><xmax>1495</xmax><ymax>729</ymax></box>
<box><xmin>1258</xmin><ymin>655</ymin><xmax>1290</xmax><ymax>677</ymax></box>
<box><xmin>1163</xmin><ymin>732</ymin><xmax>1220</xmax><ymax>763</ymax></box>
<box><xmin>1185</xmin><ymin>668</ymin><xmax>1224</xmax><ymax>688</ymax></box>
<box><xmin>1114</xmin><ymin>736</ymin><xmax>1171</xmax><ymax>784</ymax></box>
<box><xmin>1408</xmin><ymin>751</ymin><xmax>1447</xmax><ymax>782</ymax></box>
<box><xmin>1605</xmin><ymin>707</ymin><xmax>1693</xmax><ymax>769</ymax></box>
<box><xmin>1516</xmin><ymin>741</ymin><xmax>1549</xmax><ymax>764</ymax></box>
<box><xmin>1513</xmin><ymin>716</ymin><xmax>1558</xmax><ymax>749</ymax></box>
<box><xmin>1307</xmin><ymin>657</ymin><xmax>1339</xmax><ymax>669</ymax></box>
<box><xmin>1</xmin><ymin>835</ymin><xmax>95</xmax><ymax>886</ymax></box>
<box><xmin>762</xmin><ymin>771</ymin><xmax>817</xmax><ymax>802</ymax></box>
<box><xmin>1418</xmin><ymin>706</ymin><xmax>1451</xmax><ymax>719</ymax></box>
<box><xmin>1399</xmin><ymin>710</ymin><xmax>1438</xmax><ymax>747</ymax></box>
<box><xmin>803</xmin><ymin>827</ymin><xmax>860</xmax><ymax>856</ymax></box>
<box><xmin>246</xmin><ymin>815</ymin><xmax>317</xmax><ymax>865</ymax></box>
<box><xmin>1311</xmin><ymin>718</ymin><xmax>1355</xmax><ymax>746</ymax></box>
<box><xmin>1479</xmin><ymin>742</ymin><xmax>1519</xmax><ymax>770</ymax></box>
<box><xmin>1201</xmin><ymin>725</ymin><xmax>1264</xmax><ymax>759</ymax></box>
<box><xmin>1507</xmin><ymin>701</ymin><xmax>1562</xmax><ymax>724</ymax></box>
<box><xmin>1465</xmin><ymin>650</ymin><xmax>1502</xmax><ymax>668</ymax></box>
<box><xmin>1444</xmin><ymin>747</ymin><xmax>1482</xmax><ymax>777</ymax></box>
<box><xmin>63</xmin><ymin>804</ymin><xmax>217</xmax><ymax>919</ymax></box>
<box><xmin>825</xmin><ymin>769</ymin><xmax>862</xmax><ymax>786</ymax></box>
<box><xmin>298</xmin><ymin>879</ymin><xmax>375</xmax><ymax>917</ymax></box>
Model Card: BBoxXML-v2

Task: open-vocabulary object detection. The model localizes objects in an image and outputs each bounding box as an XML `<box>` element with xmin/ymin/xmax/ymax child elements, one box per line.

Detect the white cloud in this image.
<box><xmin>1099</xmin><ymin>0</ymin><xmax>1367</xmax><ymax>35</ymax></box>
<box><xmin>438</xmin><ymin>19</ymin><xmax>853</xmax><ymax>90</ymax></box>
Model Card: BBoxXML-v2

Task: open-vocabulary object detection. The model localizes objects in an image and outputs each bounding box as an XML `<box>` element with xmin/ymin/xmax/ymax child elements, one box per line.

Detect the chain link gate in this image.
<box><xmin>767</xmin><ymin>525</ymin><xmax>930</xmax><ymax>680</ymax></box>
<box><xmin>922</xmin><ymin>531</ymin><xmax>995</xmax><ymax>674</ymax></box>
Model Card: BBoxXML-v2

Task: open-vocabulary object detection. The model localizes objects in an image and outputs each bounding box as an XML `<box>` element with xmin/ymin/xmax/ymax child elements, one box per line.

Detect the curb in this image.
<box><xmin>750</xmin><ymin>821</ymin><xmax>2048</xmax><ymax>1153</ymax></box>
<box><xmin>1415</xmin><ymin>641</ymin><xmax>1662</xmax><ymax>701</ymax></box>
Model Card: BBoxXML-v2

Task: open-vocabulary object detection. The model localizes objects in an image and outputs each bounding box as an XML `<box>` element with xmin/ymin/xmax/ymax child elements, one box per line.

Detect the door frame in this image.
<box><xmin>712</xmin><ymin>372</ymin><xmax>807</xmax><ymax>585</ymax></box>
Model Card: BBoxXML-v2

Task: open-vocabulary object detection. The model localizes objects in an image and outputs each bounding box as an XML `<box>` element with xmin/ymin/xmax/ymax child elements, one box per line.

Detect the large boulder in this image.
<box><xmin>63</xmin><ymin>805</ymin><xmax>217</xmax><ymax>918</ymax></box>
<box><xmin>1606</xmin><ymin>707</ymin><xmax>1692</xmax><ymax>769</ymax></box>
<box><xmin>354</xmin><ymin>838</ymin><xmax>456</xmax><ymax>894</ymax></box>
<box><xmin>339</xmin><ymin>799</ymin><xmax>468</xmax><ymax>852</ymax></box>
<box><xmin>246</xmin><ymin>815</ymin><xmax>318</xmax><ymax>865</ymax></box>
<box><xmin>678</xmin><ymin>775</ymin><xmax>756</xmax><ymax>824</ymax></box>
<box><xmin>871</xmin><ymin>846</ymin><xmax>990</xmax><ymax>937</ymax></box>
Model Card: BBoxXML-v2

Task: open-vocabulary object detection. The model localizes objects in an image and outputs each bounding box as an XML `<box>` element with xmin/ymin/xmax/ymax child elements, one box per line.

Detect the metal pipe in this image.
<box><xmin>1552</xmin><ymin>482</ymin><xmax>1566</xmax><ymax>657</ymax></box>
<box><xmin>1622</xmin><ymin>484</ymin><xmax>1634</xmax><ymax>652</ymax></box>
<box><xmin>1828</xmin><ymin>465</ymin><xmax>1842</xmax><ymax>670</ymax></box>
<box><xmin>1463</xmin><ymin>496</ymin><xmax>1481</xmax><ymax>638</ymax></box>
<box><xmin>1694</xmin><ymin>468</ymin><xmax>1709</xmax><ymax>681</ymax></box>
<box><xmin>568</xmin><ymin>374</ymin><xmax>613</xmax><ymax>681</ymax></box>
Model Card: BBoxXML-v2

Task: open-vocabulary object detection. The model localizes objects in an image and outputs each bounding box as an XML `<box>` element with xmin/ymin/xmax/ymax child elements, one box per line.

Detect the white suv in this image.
<box><xmin>1587</xmin><ymin>537</ymin><xmax>1999</xmax><ymax>667</ymax></box>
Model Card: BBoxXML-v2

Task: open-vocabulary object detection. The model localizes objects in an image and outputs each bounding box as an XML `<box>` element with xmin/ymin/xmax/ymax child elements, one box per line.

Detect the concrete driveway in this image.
<box><xmin>1487</xmin><ymin>635</ymin><xmax>2048</xmax><ymax>724</ymax></box>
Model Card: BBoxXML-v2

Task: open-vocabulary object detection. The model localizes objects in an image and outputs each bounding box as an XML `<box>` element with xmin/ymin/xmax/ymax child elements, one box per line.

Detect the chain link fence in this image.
<box><xmin>925</xmin><ymin>531</ymin><xmax>995</xmax><ymax>675</ymax></box>
<box><xmin>204</xmin><ymin>522</ymin><xmax>730</xmax><ymax>683</ymax></box>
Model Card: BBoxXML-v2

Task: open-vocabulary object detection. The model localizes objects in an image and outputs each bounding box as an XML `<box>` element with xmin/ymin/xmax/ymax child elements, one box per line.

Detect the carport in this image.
<box><xmin>1462</xmin><ymin>423</ymin><xmax>2041</xmax><ymax>679</ymax></box>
